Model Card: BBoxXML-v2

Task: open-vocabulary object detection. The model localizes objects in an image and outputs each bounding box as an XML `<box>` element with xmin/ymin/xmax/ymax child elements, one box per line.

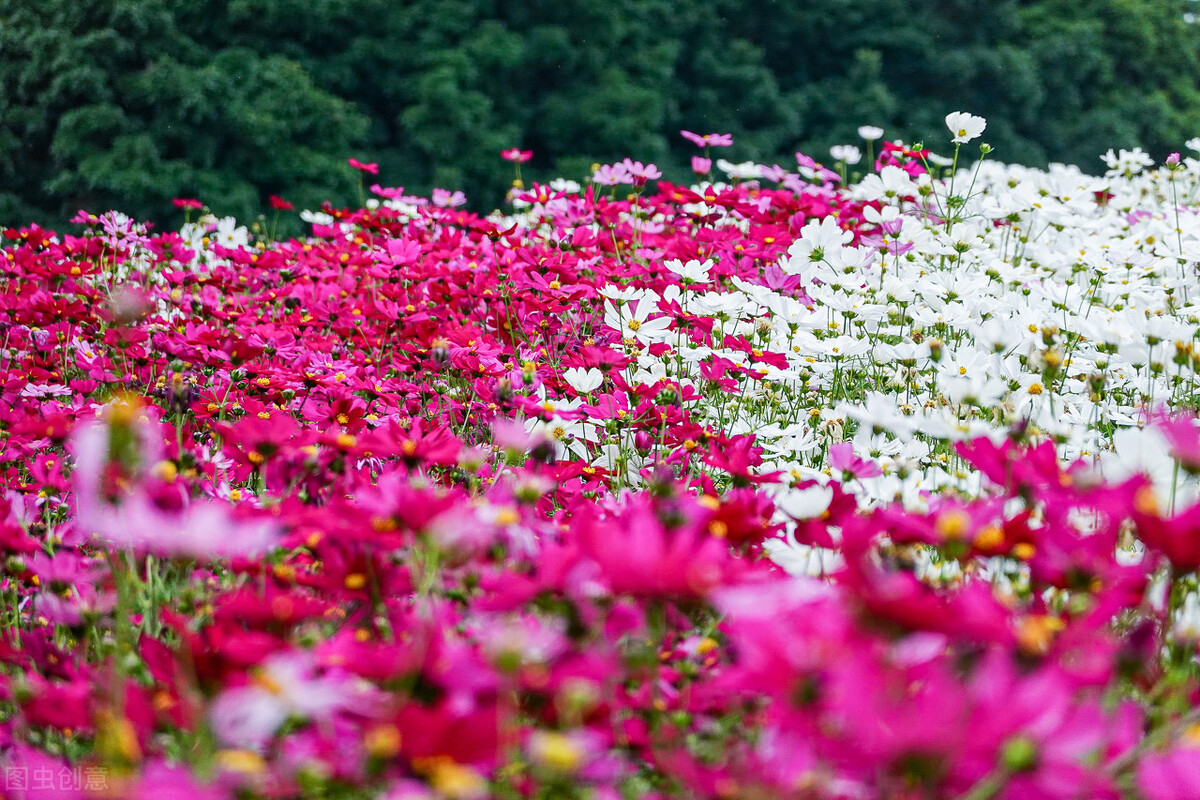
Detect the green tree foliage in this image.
<box><xmin>0</xmin><ymin>0</ymin><xmax>366</xmax><ymax>226</ymax></box>
<box><xmin>3</xmin><ymin>0</ymin><xmax>1200</xmax><ymax>227</ymax></box>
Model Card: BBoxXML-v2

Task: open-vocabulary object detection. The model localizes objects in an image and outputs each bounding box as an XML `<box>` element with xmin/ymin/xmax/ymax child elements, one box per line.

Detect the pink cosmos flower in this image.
<box><xmin>1153</xmin><ymin>407</ymin><xmax>1200</xmax><ymax>472</ymax></box>
<box><xmin>554</xmin><ymin>494</ymin><xmax>739</xmax><ymax>598</ymax></box>
<box><xmin>98</xmin><ymin>210</ymin><xmax>147</xmax><ymax>252</ymax></box>
<box><xmin>1138</xmin><ymin>745</ymin><xmax>1200</xmax><ymax>800</ymax></box>
<box><xmin>680</xmin><ymin>130</ymin><xmax>734</xmax><ymax>148</ymax></box>
<box><xmin>691</xmin><ymin>156</ymin><xmax>712</xmax><ymax>174</ymax></box>
<box><xmin>432</xmin><ymin>188</ymin><xmax>468</xmax><ymax>207</ymax></box>
<box><xmin>128</xmin><ymin>762</ymin><xmax>230</xmax><ymax>799</ymax></box>
<box><xmin>71</xmin><ymin>418</ymin><xmax>276</xmax><ymax>559</ymax></box>
<box><xmin>592</xmin><ymin>162</ymin><xmax>631</xmax><ymax>186</ymax></box>
<box><xmin>829</xmin><ymin>441</ymin><xmax>882</xmax><ymax>480</ymax></box>
<box><xmin>621</xmin><ymin>159</ymin><xmax>662</xmax><ymax>187</ymax></box>
<box><xmin>501</xmin><ymin>148</ymin><xmax>533</xmax><ymax>163</ymax></box>
<box><xmin>369</xmin><ymin>183</ymin><xmax>406</xmax><ymax>199</ymax></box>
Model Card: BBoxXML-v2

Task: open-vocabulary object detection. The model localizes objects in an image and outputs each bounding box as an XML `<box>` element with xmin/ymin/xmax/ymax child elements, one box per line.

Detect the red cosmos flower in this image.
<box><xmin>172</xmin><ymin>197</ymin><xmax>203</xmax><ymax>209</ymax></box>
<box><xmin>394</xmin><ymin>701</ymin><xmax>502</xmax><ymax>766</ymax></box>
<box><xmin>268</xmin><ymin>194</ymin><xmax>294</xmax><ymax>211</ymax></box>
<box><xmin>1133</xmin><ymin>489</ymin><xmax>1200</xmax><ymax>572</ymax></box>
<box><xmin>304</xmin><ymin>395</ymin><xmax>367</xmax><ymax>433</ymax></box>
<box><xmin>470</xmin><ymin>219</ymin><xmax>520</xmax><ymax>241</ymax></box>
<box><xmin>0</xmin><ymin>515</ymin><xmax>37</xmax><ymax>554</ymax></box>
<box><xmin>762</xmin><ymin>262</ymin><xmax>807</xmax><ymax>295</ymax></box>
<box><xmin>698</xmin><ymin>355</ymin><xmax>742</xmax><ymax>392</ymax></box>
<box><xmin>20</xmin><ymin>669</ymin><xmax>93</xmax><ymax>732</ymax></box>
<box><xmin>347</xmin><ymin>157</ymin><xmax>379</xmax><ymax>174</ymax></box>
<box><xmin>361</xmin><ymin>419</ymin><xmax>463</xmax><ymax>466</ymax></box>
<box><xmin>576</xmin><ymin>344</ymin><xmax>632</xmax><ymax>373</ymax></box>
<box><xmin>211</xmin><ymin>585</ymin><xmax>334</xmax><ymax>630</ymax></box>
<box><xmin>704</xmin><ymin>487</ymin><xmax>780</xmax><ymax>547</ymax></box>
<box><xmin>501</xmin><ymin>148</ymin><xmax>533</xmax><ymax>163</ymax></box>
<box><xmin>6</xmin><ymin>408</ymin><xmax>76</xmax><ymax>443</ymax></box>
<box><xmin>315</xmin><ymin>628</ymin><xmax>425</xmax><ymax>682</ymax></box>
<box><xmin>213</xmin><ymin>412</ymin><xmax>305</xmax><ymax>470</ymax></box>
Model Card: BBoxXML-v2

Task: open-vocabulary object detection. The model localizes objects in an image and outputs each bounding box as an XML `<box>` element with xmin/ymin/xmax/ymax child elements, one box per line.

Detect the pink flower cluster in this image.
<box><xmin>0</xmin><ymin>160</ymin><xmax>1194</xmax><ymax>800</ymax></box>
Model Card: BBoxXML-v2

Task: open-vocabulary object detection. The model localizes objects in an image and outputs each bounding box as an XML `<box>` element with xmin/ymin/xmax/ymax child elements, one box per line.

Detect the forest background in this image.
<box><xmin>3</xmin><ymin>0</ymin><xmax>1199</xmax><ymax>229</ymax></box>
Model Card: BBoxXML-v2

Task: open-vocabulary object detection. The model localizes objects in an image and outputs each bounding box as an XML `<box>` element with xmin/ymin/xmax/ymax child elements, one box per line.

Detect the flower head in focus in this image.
<box><xmin>945</xmin><ymin>111</ymin><xmax>987</xmax><ymax>144</ymax></box>
<box><xmin>664</xmin><ymin>258</ymin><xmax>713</xmax><ymax>283</ymax></box>
<box><xmin>604</xmin><ymin>298</ymin><xmax>672</xmax><ymax>345</ymax></box>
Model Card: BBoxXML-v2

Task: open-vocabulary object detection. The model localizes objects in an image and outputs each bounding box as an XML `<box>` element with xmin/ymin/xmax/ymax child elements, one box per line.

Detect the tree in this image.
<box><xmin>0</xmin><ymin>0</ymin><xmax>366</xmax><ymax>228</ymax></box>
<box><xmin>4</xmin><ymin>0</ymin><xmax>1200</xmax><ymax>227</ymax></box>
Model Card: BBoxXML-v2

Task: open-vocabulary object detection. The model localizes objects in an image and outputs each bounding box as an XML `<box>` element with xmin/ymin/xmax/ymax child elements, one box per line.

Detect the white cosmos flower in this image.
<box><xmin>524</xmin><ymin>416</ymin><xmax>590</xmax><ymax>460</ymax></box>
<box><xmin>604</xmin><ymin>299</ymin><xmax>672</xmax><ymax>344</ymax></box>
<box><xmin>787</xmin><ymin>216</ymin><xmax>853</xmax><ymax>264</ymax></box>
<box><xmin>1101</xmin><ymin>147</ymin><xmax>1154</xmax><ymax>176</ymax></box>
<box><xmin>598</xmin><ymin>285</ymin><xmax>652</xmax><ymax>303</ymax></box>
<box><xmin>691</xmin><ymin>291</ymin><xmax>750</xmax><ymax>317</ymax></box>
<box><xmin>774</xmin><ymin>484</ymin><xmax>834</xmax><ymax>520</ymax></box>
<box><xmin>469</xmin><ymin>129</ymin><xmax>1200</xmax><ymax>508</ymax></box>
<box><xmin>855</xmin><ymin>165</ymin><xmax>917</xmax><ymax>202</ymax></box>
<box><xmin>210</xmin><ymin>651</ymin><xmax>376</xmax><ymax>750</ymax></box>
<box><xmin>763</xmin><ymin>535</ymin><xmax>843</xmax><ymax>578</ymax></box>
<box><xmin>664</xmin><ymin>258</ymin><xmax>713</xmax><ymax>283</ymax></box>
<box><xmin>945</xmin><ymin>111</ymin><xmax>987</xmax><ymax>144</ymax></box>
<box><xmin>214</xmin><ymin>216</ymin><xmax>249</xmax><ymax>249</ymax></box>
<box><xmin>563</xmin><ymin>367</ymin><xmax>603</xmax><ymax>394</ymax></box>
<box><xmin>829</xmin><ymin>145</ymin><xmax>862</xmax><ymax>165</ymax></box>
<box><xmin>299</xmin><ymin>209</ymin><xmax>334</xmax><ymax>226</ymax></box>
<box><xmin>863</xmin><ymin>204</ymin><xmax>901</xmax><ymax>229</ymax></box>
<box><xmin>858</xmin><ymin>125</ymin><xmax>885</xmax><ymax>141</ymax></box>
<box><xmin>716</xmin><ymin>159</ymin><xmax>764</xmax><ymax>179</ymax></box>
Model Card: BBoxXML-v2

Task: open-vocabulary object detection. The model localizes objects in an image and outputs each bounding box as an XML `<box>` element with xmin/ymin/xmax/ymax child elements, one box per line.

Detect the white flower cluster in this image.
<box><xmin>489</xmin><ymin>126</ymin><xmax>1200</xmax><ymax>577</ymax></box>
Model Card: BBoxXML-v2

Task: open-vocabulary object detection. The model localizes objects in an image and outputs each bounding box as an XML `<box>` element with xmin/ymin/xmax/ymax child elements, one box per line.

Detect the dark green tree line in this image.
<box><xmin>3</xmin><ymin>0</ymin><xmax>1199</xmax><ymax>228</ymax></box>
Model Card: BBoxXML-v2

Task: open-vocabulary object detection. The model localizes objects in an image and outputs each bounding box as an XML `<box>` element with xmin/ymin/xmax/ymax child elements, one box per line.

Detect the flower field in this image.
<box><xmin>4</xmin><ymin>119</ymin><xmax>1200</xmax><ymax>798</ymax></box>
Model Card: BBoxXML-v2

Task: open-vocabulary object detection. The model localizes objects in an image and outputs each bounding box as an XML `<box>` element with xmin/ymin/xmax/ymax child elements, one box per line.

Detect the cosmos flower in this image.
<box><xmin>945</xmin><ymin>111</ymin><xmax>987</xmax><ymax>144</ymax></box>
<box><xmin>604</xmin><ymin>298</ymin><xmax>672</xmax><ymax>344</ymax></box>
<box><xmin>347</xmin><ymin>157</ymin><xmax>380</xmax><ymax>173</ymax></box>
<box><xmin>829</xmin><ymin>144</ymin><xmax>862</xmax><ymax>165</ymax></box>
<box><xmin>500</xmin><ymin>148</ymin><xmax>533</xmax><ymax>162</ymax></box>
<box><xmin>680</xmin><ymin>130</ymin><xmax>734</xmax><ymax>147</ymax></box>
